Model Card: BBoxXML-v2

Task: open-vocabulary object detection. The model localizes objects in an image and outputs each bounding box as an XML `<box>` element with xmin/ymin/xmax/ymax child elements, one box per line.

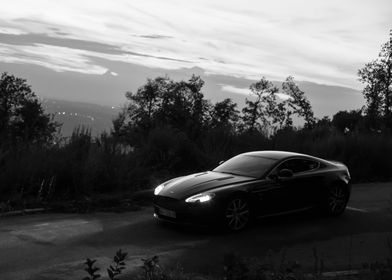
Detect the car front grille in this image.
<box><xmin>154</xmin><ymin>195</ymin><xmax>180</xmax><ymax>210</ymax></box>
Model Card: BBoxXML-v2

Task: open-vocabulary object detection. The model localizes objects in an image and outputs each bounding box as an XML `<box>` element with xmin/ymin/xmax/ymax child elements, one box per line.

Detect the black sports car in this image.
<box><xmin>153</xmin><ymin>151</ymin><xmax>351</xmax><ymax>231</ymax></box>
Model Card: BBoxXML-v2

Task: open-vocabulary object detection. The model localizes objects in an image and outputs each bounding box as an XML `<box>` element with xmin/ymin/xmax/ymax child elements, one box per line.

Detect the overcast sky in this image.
<box><xmin>0</xmin><ymin>0</ymin><xmax>391</xmax><ymax>92</ymax></box>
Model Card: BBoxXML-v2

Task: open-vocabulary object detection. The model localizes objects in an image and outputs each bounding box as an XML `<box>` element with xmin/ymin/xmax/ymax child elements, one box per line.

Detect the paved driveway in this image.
<box><xmin>0</xmin><ymin>182</ymin><xmax>391</xmax><ymax>280</ymax></box>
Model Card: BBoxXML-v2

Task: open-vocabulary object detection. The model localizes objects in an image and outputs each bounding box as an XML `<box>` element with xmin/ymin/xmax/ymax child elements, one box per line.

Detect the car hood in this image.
<box><xmin>158</xmin><ymin>171</ymin><xmax>254</xmax><ymax>200</ymax></box>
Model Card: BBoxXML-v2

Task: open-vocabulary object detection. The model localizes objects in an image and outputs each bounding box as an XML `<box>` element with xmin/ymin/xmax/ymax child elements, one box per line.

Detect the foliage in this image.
<box><xmin>0</xmin><ymin>72</ymin><xmax>58</xmax><ymax>145</ymax></box>
<box><xmin>332</xmin><ymin>109</ymin><xmax>363</xmax><ymax>133</ymax></box>
<box><xmin>82</xmin><ymin>250</ymin><xmax>127</xmax><ymax>280</ymax></box>
<box><xmin>222</xmin><ymin>251</ymin><xmax>312</xmax><ymax>280</ymax></box>
<box><xmin>210</xmin><ymin>98</ymin><xmax>240</xmax><ymax>131</ymax></box>
<box><xmin>82</xmin><ymin>249</ymin><xmax>392</xmax><ymax>280</ymax></box>
<box><xmin>240</xmin><ymin>76</ymin><xmax>315</xmax><ymax>133</ymax></box>
<box><xmin>107</xmin><ymin>249</ymin><xmax>128</xmax><ymax>280</ymax></box>
<box><xmin>83</xmin><ymin>258</ymin><xmax>101</xmax><ymax>280</ymax></box>
<box><xmin>141</xmin><ymin>256</ymin><xmax>162</xmax><ymax>280</ymax></box>
<box><xmin>120</xmin><ymin>75</ymin><xmax>210</xmax><ymax>147</ymax></box>
<box><xmin>241</xmin><ymin>77</ymin><xmax>279</xmax><ymax>132</ymax></box>
<box><xmin>281</xmin><ymin>76</ymin><xmax>315</xmax><ymax>129</ymax></box>
<box><xmin>2</xmin><ymin>70</ymin><xmax>392</xmax><ymax>207</ymax></box>
<box><xmin>358</xmin><ymin>29</ymin><xmax>392</xmax><ymax>129</ymax></box>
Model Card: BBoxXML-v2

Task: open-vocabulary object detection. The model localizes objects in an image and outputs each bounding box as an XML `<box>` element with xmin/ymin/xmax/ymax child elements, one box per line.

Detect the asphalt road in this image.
<box><xmin>0</xmin><ymin>182</ymin><xmax>391</xmax><ymax>280</ymax></box>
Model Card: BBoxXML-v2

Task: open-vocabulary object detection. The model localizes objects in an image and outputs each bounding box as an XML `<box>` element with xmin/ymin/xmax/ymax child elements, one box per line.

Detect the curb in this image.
<box><xmin>0</xmin><ymin>208</ymin><xmax>47</xmax><ymax>218</ymax></box>
<box><xmin>321</xmin><ymin>269</ymin><xmax>359</xmax><ymax>277</ymax></box>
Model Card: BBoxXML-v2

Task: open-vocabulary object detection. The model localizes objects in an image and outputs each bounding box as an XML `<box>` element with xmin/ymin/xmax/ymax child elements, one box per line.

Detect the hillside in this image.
<box><xmin>42</xmin><ymin>98</ymin><xmax>120</xmax><ymax>137</ymax></box>
<box><xmin>40</xmin><ymin>81</ymin><xmax>365</xmax><ymax>137</ymax></box>
<box><xmin>40</xmin><ymin>79</ymin><xmax>365</xmax><ymax>137</ymax></box>
<box><xmin>4</xmin><ymin>62</ymin><xmax>365</xmax><ymax>132</ymax></box>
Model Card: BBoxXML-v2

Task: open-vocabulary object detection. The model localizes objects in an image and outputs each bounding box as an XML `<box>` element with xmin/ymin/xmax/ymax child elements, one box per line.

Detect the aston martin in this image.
<box><xmin>153</xmin><ymin>151</ymin><xmax>351</xmax><ymax>231</ymax></box>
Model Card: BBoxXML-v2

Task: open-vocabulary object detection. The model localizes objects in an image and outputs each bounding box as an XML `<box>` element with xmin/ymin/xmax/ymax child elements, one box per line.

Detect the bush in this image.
<box><xmin>2</xmin><ymin>124</ymin><xmax>392</xmax><ymax>208</ymax></box>
<box><xmin>83</xmin><ymin>249</ymin><xmax>392</xmax><ymax>280</ymax></box>
<box><xmin>2</xmin><ymin>73</ymin><xmax>392</xmax><ymax>209</ymax></box>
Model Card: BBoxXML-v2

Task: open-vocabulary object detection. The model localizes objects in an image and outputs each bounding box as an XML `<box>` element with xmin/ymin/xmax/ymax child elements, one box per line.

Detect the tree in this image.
<box><xmin>178</xmin><ymin>75</ymin><xmax>210</xmax><ymax>138</ymax></box>
<box><xmin>358</xmin><ymin>29</ymin><xmax>392</xmax><ymax>127</ymax></box>
<box><xmin>332</xmin><ymin>109</ymin><xmax>363</xmax><ymax>133</ymax></box>
<box><xmin>241</xmin><ymin>77</ymin><xmax>279</xmax><ymax>132</ymax></box>
<box><xmin>281</xmin><ymin>76</ymin><xmax>315</xmax><ymax>128</ymax></box>
<box><xmin>124</xmin><ymin>76</ymin><xmax>168</xmax><ymax>132</ymax></box>
<box><xmin>0</xmin><ymin>72</ymin><xmax>58</xmax><ymax>144</ymax></box>
<box><xmin>359</xmin><ymin>60</ymin><xmax>386</xmax><ymax>123</ymax></box>
<box><xmin>210</xmin><ymin>98</ymin><xmax>239</xmax><ymax>130</ymax></box>
<box><xmin>116</xmin><ymin>75</ymin><xmax>210</xmax><ymax>144</ymax></box>
<box><xmin>241</xmin><ymin>76</ymin><xmax>314</xmax><ymax>132</ymax></box>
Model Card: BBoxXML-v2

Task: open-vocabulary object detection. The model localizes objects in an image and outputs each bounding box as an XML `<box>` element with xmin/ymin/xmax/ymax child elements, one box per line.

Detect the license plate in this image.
<box><xmin>158</xmin><ymin>207</ymin><xmax>176</xmax><ymax>218</ymax></box>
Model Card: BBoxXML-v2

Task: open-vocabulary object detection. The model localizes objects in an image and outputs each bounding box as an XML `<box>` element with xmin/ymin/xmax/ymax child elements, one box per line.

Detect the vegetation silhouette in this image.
<box><xmin>0</xmin><ymin>30</ymin><xmax>391</xmax><ymax>210</ymax></box>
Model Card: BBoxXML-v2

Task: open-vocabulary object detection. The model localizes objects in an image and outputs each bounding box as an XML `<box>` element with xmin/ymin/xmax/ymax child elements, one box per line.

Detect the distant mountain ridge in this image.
<box><xmin>42</xmin><ymin>79</ymin><xmax>365</xmax><ymax>137</ymax></box>
<box><xmin>42</xmin><ymin>98</ymin><xmax>120</xmax><ymax>137</ymax></box>
<box><xmin>2</xmin><ymin>62</ymin><xmax>365</xmax><ymax>137</ymax></box>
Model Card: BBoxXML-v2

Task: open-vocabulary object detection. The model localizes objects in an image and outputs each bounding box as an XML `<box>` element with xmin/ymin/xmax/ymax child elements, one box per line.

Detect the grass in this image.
<box><xmin>83</xmin><ymin>248</ymin><xmax>392</xmax><ymax>280</ymax></box>
<box><xmin>2</xmin><ymin>125</ymin><xmax>392</xmax><ymax>211</ymax></box>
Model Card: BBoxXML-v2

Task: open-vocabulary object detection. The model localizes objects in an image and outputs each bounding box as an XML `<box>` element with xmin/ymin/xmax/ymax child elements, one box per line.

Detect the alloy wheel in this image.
<box><xmin>327</xmin><ymin>185</ymin><xmax>348</xmax><ymax>215</ymax></box>
<box><xmin>225</xmin><ymin>198</ymin><xmax>250</xmax><ymax>231</ymax></box>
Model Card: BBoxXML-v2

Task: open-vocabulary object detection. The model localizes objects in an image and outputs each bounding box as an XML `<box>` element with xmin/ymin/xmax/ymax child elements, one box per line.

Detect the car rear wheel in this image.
<box><xmin>224</xmin><ymin>197</ymin><xmax>250</xmax><ymax>231</ymax></box>
<box><xmin>325</xmin><ymin>184</ymin><xmax>349</xmax><ymax>216</ymax></box>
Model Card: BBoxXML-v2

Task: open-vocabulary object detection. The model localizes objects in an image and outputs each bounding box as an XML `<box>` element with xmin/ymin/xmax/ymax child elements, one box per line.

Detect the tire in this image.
<box><xmin>324</xmin><ymin>184</ymin><xmax>349</xmax><ymax>217</ymax></box>
<box><xmin>223</xmin><ymin>196</ymin><xmax>251</xmax><ymax>231</ymax></box>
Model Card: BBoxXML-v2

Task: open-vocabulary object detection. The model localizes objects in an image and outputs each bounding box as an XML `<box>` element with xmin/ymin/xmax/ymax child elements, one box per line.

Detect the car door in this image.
<box><xmin>250</xmin><ymin>158</ymin><xmax>322</xmax><ymax>216</ymax></box>
<box><xmin>250</xmin><ymin>166</ymin><xmax>300</xmax><ymax>215</ymax></box>
<box><xmin>250</xmin><ymin>178</ymin><xmax>291</xmax><ymax>216</ymax></box>
<box><xmin>273</xmin><ymin>158</ymin><xmax>322</xmax><ymax>210</ymax></box>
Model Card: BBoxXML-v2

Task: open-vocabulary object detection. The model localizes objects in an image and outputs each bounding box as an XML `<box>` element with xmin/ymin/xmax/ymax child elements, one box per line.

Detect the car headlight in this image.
<box><xmin>185</xmin><ymin>192</ymin><xmax>215</xmax><ymax>203</ymax></box>
<box><xmin>154</xmin><ymin>184</ymin><xmax>164</xmax><ymax>195</ymax></box>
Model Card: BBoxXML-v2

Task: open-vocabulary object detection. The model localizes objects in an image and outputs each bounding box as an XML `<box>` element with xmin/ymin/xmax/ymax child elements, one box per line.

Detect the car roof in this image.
<box><xmin>241</xmin><ymin>150</ymin><xmax>312</xmax><ymax>160</ymax></box>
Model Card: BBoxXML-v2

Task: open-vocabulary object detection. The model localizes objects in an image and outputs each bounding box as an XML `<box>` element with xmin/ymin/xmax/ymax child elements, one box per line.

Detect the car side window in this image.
<box><xmin>304</xmin><ymin>160</ymin><xmax>320</xmax><ymax>171</ymax></box>
<box><xmin>277</xmin><ymin>159</ymin><xmax>319</xmax><ymax>174</ymax></box>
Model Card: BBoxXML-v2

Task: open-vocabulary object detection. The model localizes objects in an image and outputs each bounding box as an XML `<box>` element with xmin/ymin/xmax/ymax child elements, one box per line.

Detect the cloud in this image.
<box><xmin>0</xmin><ymin>27</ymin><xmax>26</xmax><ymax>35</ymax></box>
<box><xmin>0</xmin><ymin>0</ymin><xmax>391</xmax><ymax>88</ymax></box>
<box><xmin>221</xmin><ymin>84</ymin><xmax>293</xmax><ymax>101</ymax></box>
<box><xmin>138</xmin><ymin>34</ymin><xmax>173</xmax><ymax>39</ymax></box>
<box><xmin>0</xmin><ymin>43</ymin><xmax>108</xmax><ymax>74</ymax></box>
<box><xmin>0</xmin><ymin>32</ymin><xmax>193</xmax><ymax>63</ymax></box>
<box><xmin>276</xmin><ymin>93</ymin><xmax>292</xmax><ymax>101</ymax></box>
<box><xmin>221</xmin><ymin>85</ymin><xmax>250</xmax><ymax>95</ymax></box>
<box><xmin>0</xmin><ymin>33</ymin><xmax>124</xmax><ymax>54</ymax></box>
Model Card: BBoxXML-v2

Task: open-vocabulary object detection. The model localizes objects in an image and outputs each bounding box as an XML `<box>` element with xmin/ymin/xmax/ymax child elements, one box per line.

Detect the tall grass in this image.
<box><xmin>1</xmin><ymin>124</ymin><xmax>391</xmax><ymax>207</ymax></box>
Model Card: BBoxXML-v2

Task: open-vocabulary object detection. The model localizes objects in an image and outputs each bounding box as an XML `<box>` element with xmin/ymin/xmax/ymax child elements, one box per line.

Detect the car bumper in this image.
<box><xmin>153</xmin><ymin>195</ymin><xmax>221</xmax><ymax>226</ymax></box>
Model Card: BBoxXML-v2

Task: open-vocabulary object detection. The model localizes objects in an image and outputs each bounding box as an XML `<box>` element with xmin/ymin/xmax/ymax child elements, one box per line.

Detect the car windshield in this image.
<box><xmin>213</xmin><ymin>155</ymin><xmax>278</xmax><ymax>178</ymax></box>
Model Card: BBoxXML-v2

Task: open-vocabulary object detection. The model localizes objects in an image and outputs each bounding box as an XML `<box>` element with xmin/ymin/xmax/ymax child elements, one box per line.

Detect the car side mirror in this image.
<box><xmin>268</xmin><ymin>173</ymin><xmax>278</xmax><ymax>181</ymax></box>
<box><xmin>219</xmin><ymin>160</ymin><xmax>225</xmax><ymax>165</ymax></box>
<box><xmin>278</xmin><ymin>169</ymin><xmax>293</xmax><ymax>178</ymax></box>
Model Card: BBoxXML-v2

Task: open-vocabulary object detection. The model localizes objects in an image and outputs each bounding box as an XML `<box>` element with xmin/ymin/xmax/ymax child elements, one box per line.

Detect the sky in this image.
<box><xmin>0</xmin><ymin>0</ymin><xmax>391</xmax><ymax>104</ymax></box>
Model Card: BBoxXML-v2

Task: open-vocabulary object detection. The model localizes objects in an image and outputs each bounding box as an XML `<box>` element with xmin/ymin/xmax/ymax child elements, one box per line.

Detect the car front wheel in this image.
<box><xmin>224</xmin><ymin>197</ymin><xmax>250</xmax><ymax>231</ymax></box>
